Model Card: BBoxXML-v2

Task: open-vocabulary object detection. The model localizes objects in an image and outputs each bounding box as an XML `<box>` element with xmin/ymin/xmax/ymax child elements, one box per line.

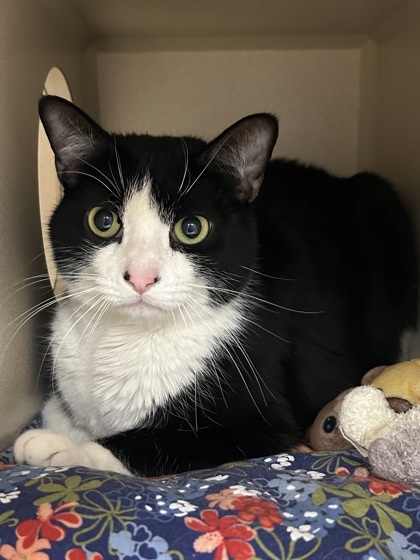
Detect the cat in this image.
<box><xmin>14</xmin><ymin>95</ymin><xmax>418</xmax><ymax>476</ymax></box>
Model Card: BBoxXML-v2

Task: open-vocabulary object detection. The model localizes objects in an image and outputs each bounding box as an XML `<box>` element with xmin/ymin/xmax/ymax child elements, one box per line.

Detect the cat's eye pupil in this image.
<box><xmin>182</xmin><ymin>217</ymin><xmax>201</xmax><ymax>238</ymax></box>
<box><xmin>94</xmin><ymin>209</ymin><xmax>114</xmax><ymax>231</ymax></box>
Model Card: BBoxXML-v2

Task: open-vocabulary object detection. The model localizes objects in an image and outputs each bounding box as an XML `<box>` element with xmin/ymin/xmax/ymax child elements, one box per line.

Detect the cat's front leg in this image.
<box><xmin>14</xmin><ymin>429</ymin><xmax>131</xmax><ymax>475</ymax></box>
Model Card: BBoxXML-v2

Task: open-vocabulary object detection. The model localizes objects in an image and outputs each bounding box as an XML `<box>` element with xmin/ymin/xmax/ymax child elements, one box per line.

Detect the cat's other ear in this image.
<box><xmin>39</xmin><ymin>95</ymin><xmax>111</xmax><ymax>188</ymax></box>
<box><xmin>199</xmin><ymin>113</ymin><xmax>278</xmax><ymax>203</ymax></box>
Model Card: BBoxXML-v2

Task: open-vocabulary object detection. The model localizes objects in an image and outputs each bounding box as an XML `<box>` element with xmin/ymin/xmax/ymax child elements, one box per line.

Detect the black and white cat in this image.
<box><xmin>14</xmin><ymin>95</ymin><xmax>417</xmax><ymax>476</ymax></box>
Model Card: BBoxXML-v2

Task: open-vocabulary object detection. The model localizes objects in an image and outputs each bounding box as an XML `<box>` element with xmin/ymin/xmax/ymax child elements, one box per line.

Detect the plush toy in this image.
<box><xmin>307</xmin><ymin>359</ymin><xmax>420</xmax><ymax>451</ymax></box>
<box><xmin>339</xmin><ymin>359</ymin><xmax>420</xmax><ymax>488</ymax></box>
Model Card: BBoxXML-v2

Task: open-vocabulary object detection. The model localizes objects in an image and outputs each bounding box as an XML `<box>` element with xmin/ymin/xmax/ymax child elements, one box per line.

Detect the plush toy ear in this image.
<box><xmin>199</xmin><ymin>113</ymin><xmax>278</xmax><ymax>203</ymax></box>
<box><xmin>361</xmin><ymin>365</ymin><xmax>387</xmax><ymax>385</ymax></box>
<box><xmin>39</xmin><ymin>95</ymin><xmax>112</xmax><ymax>188</ymax></box>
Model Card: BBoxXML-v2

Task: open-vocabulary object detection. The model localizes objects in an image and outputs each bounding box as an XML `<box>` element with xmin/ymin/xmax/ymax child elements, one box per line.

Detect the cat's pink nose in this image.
<box><xmin>124</xmin><ymin>270</ymin><xmax>159</xmax><ymax>294</ymax></box>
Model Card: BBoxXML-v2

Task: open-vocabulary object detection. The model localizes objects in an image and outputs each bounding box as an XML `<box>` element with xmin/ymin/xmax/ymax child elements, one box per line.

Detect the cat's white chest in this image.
<box><xmin>51</xmin><ymin>300</ymin><xmax>241</xmax><ymax>438</ymax></box>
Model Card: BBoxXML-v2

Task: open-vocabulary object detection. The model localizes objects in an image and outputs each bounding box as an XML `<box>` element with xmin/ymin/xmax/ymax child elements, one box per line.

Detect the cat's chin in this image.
<box><xmin>117</xmin><ymin>298</ymin><xmax>170</xmax><ymax>321</ymax></box>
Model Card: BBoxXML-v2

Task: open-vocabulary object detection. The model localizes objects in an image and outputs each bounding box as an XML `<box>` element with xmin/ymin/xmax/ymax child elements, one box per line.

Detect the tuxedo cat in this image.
<box><xmin>14</xmin><ymin>95</ymin><xmax>417</xmax><ymax>476</ymax></box>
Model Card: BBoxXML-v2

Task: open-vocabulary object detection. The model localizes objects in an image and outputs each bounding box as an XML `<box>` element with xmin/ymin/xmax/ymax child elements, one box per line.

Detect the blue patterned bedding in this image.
<box><xmin>1</xmin><ymin>435</ymin><xmax>419</xmax><ymax>560</ymax></box>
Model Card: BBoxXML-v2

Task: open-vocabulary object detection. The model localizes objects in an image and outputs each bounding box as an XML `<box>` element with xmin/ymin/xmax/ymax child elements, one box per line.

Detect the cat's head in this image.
<box><xmin>40</xmin><ymin>96</ymin><xmax>278</xmax><ymax>321</ymax></box>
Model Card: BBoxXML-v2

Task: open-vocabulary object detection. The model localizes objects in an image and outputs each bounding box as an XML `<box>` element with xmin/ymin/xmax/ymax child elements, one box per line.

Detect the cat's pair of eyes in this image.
<box><xmin>87</xmin><ymin>207</ymin><xmax>210</xmax><ymax>245</ymax></box>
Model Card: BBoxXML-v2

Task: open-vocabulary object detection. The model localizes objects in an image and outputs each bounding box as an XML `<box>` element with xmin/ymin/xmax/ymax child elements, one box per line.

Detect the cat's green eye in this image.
<box><xmin>173</xmin><ymin>215</ymin><xmax>210</xmax><ymax>245</ymax></box>
<box><xmin>87</xmin><ymin>207</ymin><xmax>122</xmax><ymax>239</ymax></box>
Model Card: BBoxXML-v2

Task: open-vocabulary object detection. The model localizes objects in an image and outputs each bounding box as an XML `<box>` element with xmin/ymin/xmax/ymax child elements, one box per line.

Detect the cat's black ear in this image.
<box><xmin>39</xmin><ymin>95</ymin><xmax>111</xmax><ymax>188</ymax></box>
<box><xmin>199</xmin><ymin>113</ymin><xmax>278</xmax><ymax>202</ymax></box>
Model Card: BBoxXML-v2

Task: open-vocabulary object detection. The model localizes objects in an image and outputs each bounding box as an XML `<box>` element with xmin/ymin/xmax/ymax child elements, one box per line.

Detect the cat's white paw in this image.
<box><xmin>14</xmin><ymin>429</ymin><xmax>131</xmax><ymax>475</ymax></box>
<box><xmin>14</xmin><ymin>429</ymin><xmax>77</xmax><ymax>467</ymax></box>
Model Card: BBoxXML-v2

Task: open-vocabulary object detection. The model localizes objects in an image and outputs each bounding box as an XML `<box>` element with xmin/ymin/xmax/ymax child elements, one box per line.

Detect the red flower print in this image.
<box><xmin>185</xmin><ymin>509</ymin><xmax>255</xmax><ymax>560</ymax></box>
<box><xmin>335</xmin><ymin>467</ymin><xmax>351</xmax><ymax>477</ymax></box>
<box><xmin>336</xmin><ymin>466</ymin><xmax>370</xmax><ymax>478</ymax></box>
<box><xmin>367</xmin><ymin>476</ymin><xmax>411</xmax><ymax>498</ymax></box>
<box><xmin>206</xmin><ymin>489</ymin><xmax>238</xmax><ymax>510</ymax></box>
<box><xmin>231</xmin><ymin>496</ymin><xmax>283</xmax><ymax>530</ymax></box>
<box><xmin>16</xmin><ymin>501</ymin><xmax>82</xmax><ymax>549</ymax></box>
<box><xmin>65</xmin><ymin>548</ymin><xmax>103</xmax><ymax>560</ymax></box>
<box><xmin>0</xmin><ymin>537</ymin><xmax>51</xmax><ymax>560</ymax></box>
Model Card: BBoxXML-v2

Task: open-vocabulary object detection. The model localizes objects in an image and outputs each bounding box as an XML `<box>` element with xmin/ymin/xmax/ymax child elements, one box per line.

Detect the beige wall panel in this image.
<box><xmin>376</xmin><ymin>21</ymin><xmax>420</xmax><ymax>207</ymax></box>
<box><xmin>97</xmin><ymin>49</ymin><xmax>361</xmax><ymax>177</ymax></box>
<box><xmin>375</xmin><ymin>11</ymin><xmax>420</xmax><ymax>357</ymax></box>
<box><xmin>0</xmin><ymin>0</ymin><xmax>88</xmax><ymax>450</ymax></box>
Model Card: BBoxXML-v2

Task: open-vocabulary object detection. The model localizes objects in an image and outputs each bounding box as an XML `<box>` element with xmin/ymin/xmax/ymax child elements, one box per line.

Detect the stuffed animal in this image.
<box><xmin>307</xmin><ymin>359</ymin><xmax>420</xmax><ymax>451</ymax></box>
<box><xmin>339</xmin><ymin>359</ymin><xmax>420</xmax><ymax>488</ymax></box>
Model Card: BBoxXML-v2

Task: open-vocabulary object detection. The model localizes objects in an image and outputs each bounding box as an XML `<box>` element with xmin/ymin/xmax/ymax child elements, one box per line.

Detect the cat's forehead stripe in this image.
<box><xmin>122</xmin><ymin>179</ymin><xmax>168</xmax><ymax>240</ymax></box>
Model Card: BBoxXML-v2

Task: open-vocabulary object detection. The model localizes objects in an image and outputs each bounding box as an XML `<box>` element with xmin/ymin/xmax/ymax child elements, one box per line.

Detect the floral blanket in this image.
<box><xmin>0</xmin><ymin>437</ymin><xmax>419</xmax><ymax>560</ymax></box>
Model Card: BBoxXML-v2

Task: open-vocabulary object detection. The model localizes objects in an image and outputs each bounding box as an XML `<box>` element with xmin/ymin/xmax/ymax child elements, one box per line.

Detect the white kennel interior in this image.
<box><xmin>1</xmin><ymin>0</ymin><xmax>420</xmax><ymax>450</ymax></box>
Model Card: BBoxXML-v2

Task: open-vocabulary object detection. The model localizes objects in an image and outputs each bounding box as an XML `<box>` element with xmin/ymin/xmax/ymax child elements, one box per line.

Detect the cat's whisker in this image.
<box><xmin>181</xmin><ymin>287</ymin><xmax>289</xmax><ymax>407</ymax></box>
<box><xmin>51</xmin><ymin>293</ymin><xmax>105</xmax><ymax>383</ymax></box>
<box><xmin>8</xmin><ymin>286</ymin><xmax>98</xmax><ymax>329</ymax></box>
<box><xmin>177</xmin><ymin>137</ymin><xmax>191</xmax><ymax>195</ymax></box>
<box><xmin>176</xmin><ymin>302</ymin><xmax>190</xmax><ymax>334</ymax></box>
<box><xmin>243</xmin><ymin>316</ymin><xmax>292</xmax><ymax>345</ymax></box>
<box><xmin>0</xmin><ymin>274</ymin><xmax>51</xmax><ymax>296</ymax></box>
<box><xmin>181</xmin><ymin>133</ymin><xmax>232</xmax><ymax>197</ymax></box>
<box><xmin>1</xmin><ymin>287</ymin><xmax>99</xmax><ymax>370</ymax></box>
<box><xmin>241</xmin><ymin>265</ymin><xmax>300</xmax><ymax>282</ymax></box>
<box><xmin>183</xmin><ymin>292</ymin><xmax>276</xmax><ymax>407</ymax></box>
<box><xmin>58</xmin><ymin>170</ymin><xmax>116</xmax><ymax>197</ymax></box>
<box><xmin>181</xmin><ymin>297</ymin><xmax>230</xmax><ymax>412</ymax></box>
<box><xmin>184</xmin><ymin>282</ymin><xmax>323</xmax><ymax>315</ymax></box>
<box><xmin>220</xmin><ymin>340</ymin><xmax>269</xmax><ymax>423</ymax></box>
<box><xmin>113</xmin><ymin>134</ymin><xmax>126</xmax><ymax>191</ymax></box>
<box><xmin>76</xmin><ymin>296</ymin><xmax>109</xmax><ymax>350</ymax></box>
<box><xmin>177</xmin><ymin>301</ymin><xmax>202</xmax><ymax>431</ymax></box>
<box><xmin>230</xmin><ymin>332</ymin><xmax>279</xmax><ymax>402</ymax></box>
<box><xmin>7</xmin><ymin>295</ymin><xmax>60</xmax><ymax>330</ymax></box>
<box><xmin>108</xmin><ymin>159</ymin><xmax>121</xmax><ymax>197</ymax></box>
<box><xmin>87</xmin><ymin>300</ymin><xmax>112</xmax><ymax>344</ymax></box>
<box><xmin>18</xmin><ymin>250</ymin><xmax>47</xmax><ymax>271</ymax></box>
<box><xmin>77</xmin><ymin>156</ymin><xmax>121</xmax><ymax>198</ymax></box>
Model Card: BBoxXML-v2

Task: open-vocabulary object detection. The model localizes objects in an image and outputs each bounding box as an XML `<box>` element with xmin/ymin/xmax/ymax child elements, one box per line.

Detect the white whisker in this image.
<box><xmin>77</xmin><ymin>156</ymin><xmax>121</xmax><ymax>198</ymax></box>
<box><xmin>181</xmin><ymin>134</ymin><xmax>232</xmax><ymax>197</ymax></box>
<box><xmin>58</xmin><ymin>170</ymin><xmax>115</xmax><ymax>196</ymax></box>
<box><xmin>113</xmin><ymin>134</ymin><xmax>126</xmax><ymax>191</ymax></box>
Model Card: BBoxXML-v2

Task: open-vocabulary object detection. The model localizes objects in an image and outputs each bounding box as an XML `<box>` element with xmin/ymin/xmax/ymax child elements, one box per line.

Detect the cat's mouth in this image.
<box><xmin>120</xmin><ymin>294</ymin><xmax>169</xmax><ymax>317</ymax></box>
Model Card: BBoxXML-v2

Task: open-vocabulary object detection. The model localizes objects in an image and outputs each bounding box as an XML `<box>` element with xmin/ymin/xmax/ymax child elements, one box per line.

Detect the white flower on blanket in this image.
<box><xmin>168</xmin><ymin>500</ymin><xmax>198</xmax><ymax>517</ymax></box>
<box><xmin>0</xmin><ymin>489</ymin><xmax>20</xmax><ymax>503</ymax></box>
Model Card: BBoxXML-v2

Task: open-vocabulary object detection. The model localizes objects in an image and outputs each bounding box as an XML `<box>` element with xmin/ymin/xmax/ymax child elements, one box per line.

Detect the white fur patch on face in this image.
<box><xmin>74</xmin><ymin>180</ymin><xmax>205</xmax><ymax>319</ymax></box>
<box><xmin>50</xmin><ymin>177</ymin><xmax>247</xmax><ymax>439</ymax></box>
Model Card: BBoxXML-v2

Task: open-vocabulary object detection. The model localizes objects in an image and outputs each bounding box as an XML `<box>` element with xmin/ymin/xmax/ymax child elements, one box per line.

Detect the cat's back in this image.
<box><xmin>257</xmin><ymin>159</ymin><xmax>407</xmax><ymax>228</ymax></box>
<box><xmin>256</xmin><ymin>159</ymin><xmax>416</xmax><ymax>277</ymax></box>
<box><xmin>253</xmin><ymin>159</ymin><xmax>417</xmax><ymax>416</ymax></box>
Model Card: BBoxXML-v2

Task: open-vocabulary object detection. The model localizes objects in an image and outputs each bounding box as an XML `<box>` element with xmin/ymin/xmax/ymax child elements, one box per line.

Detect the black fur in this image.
<box><xmin>42</xmin><ymin>96</ymin><xmax>418</xmax><ymax>476</ymax></box>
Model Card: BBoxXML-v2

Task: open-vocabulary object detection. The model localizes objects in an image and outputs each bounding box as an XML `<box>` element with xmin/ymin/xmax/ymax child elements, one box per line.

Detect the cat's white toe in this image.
<box><xmin>14</xmin><ymin>429</ymin><xmax>77</xmax><ymax>467</ymax></box>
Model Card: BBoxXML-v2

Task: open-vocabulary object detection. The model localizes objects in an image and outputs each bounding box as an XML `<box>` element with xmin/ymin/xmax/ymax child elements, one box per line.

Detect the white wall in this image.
<box><xmin>97</xmin><ymin>48</ymin><xmax>362</xmax><ymax>177</ymax></box>
<box><xmin>0</xmin><ymin>0</ymin><xmax>89</xmax><ymax>450</ymax></box>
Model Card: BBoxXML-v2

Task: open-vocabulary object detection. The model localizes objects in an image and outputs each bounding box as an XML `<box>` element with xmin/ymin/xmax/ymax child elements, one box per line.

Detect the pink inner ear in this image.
<box><xmin>361</xmin><ymin>365</ymin><xmax>388</xmax><ymax>385</ymax></box>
